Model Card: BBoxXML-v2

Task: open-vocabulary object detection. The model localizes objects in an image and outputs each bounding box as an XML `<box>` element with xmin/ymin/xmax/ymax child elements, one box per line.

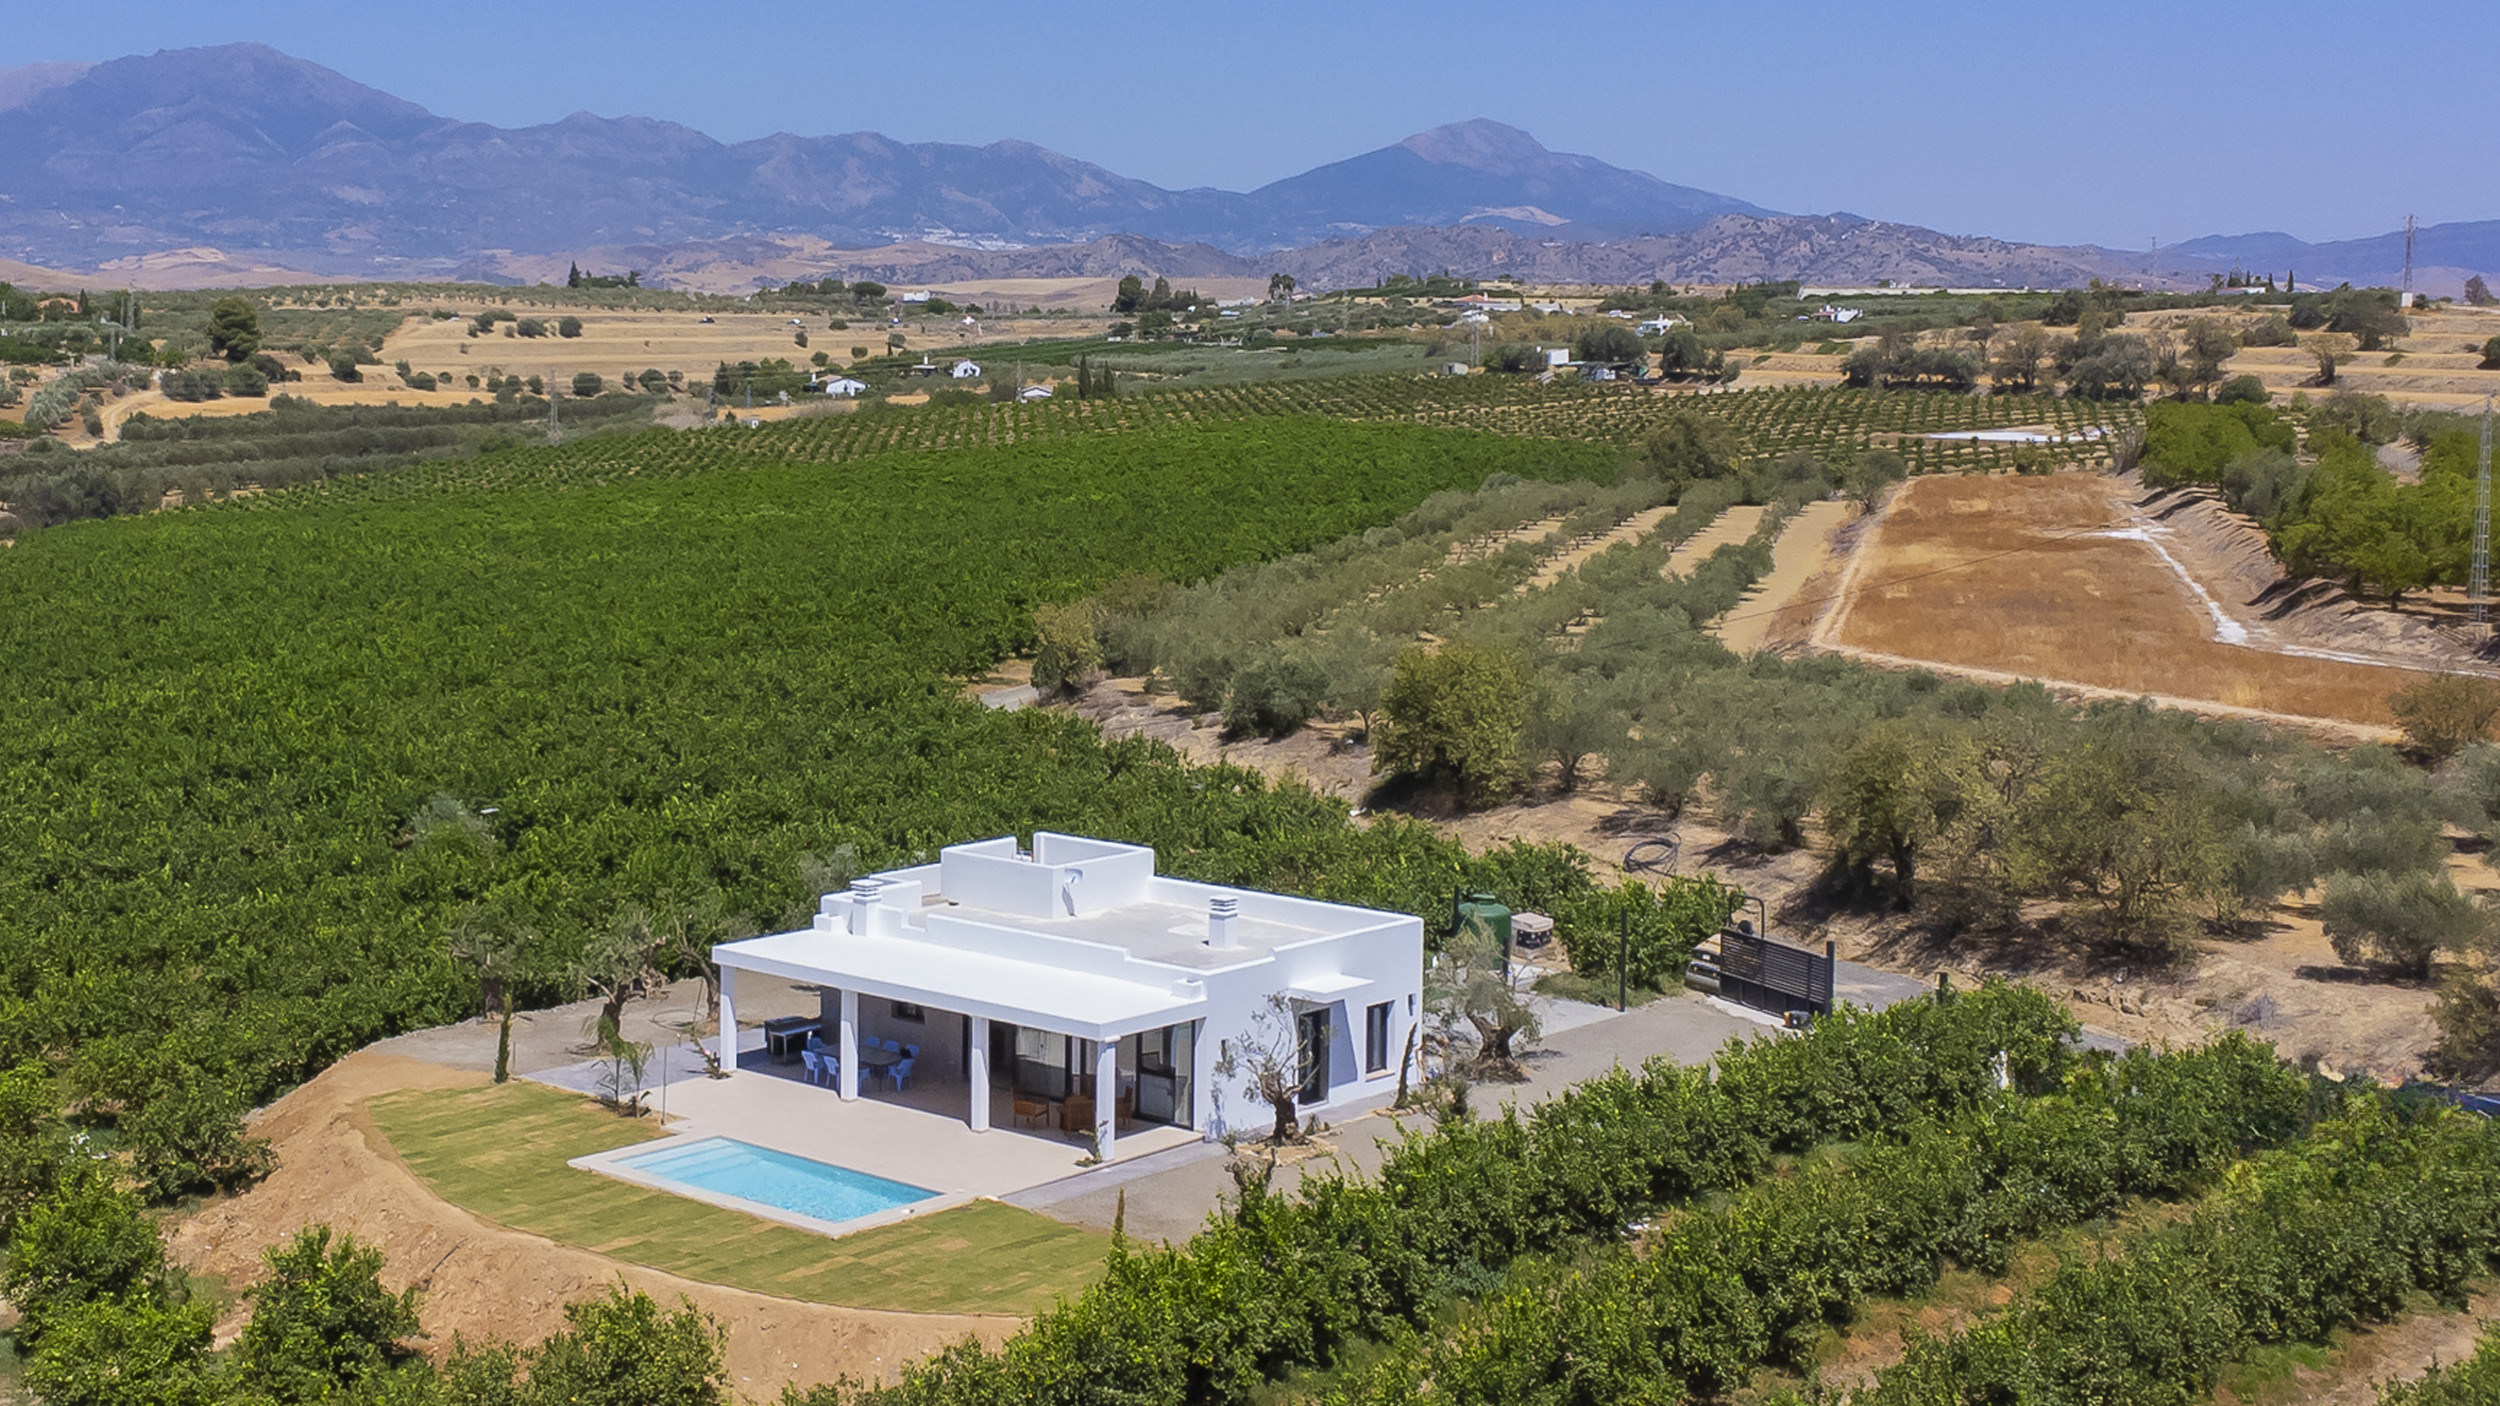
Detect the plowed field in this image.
<box><xmin>1827</xmin><ymin>473</ymin><xmax>2440</xmax><ymax>727</ymax></box>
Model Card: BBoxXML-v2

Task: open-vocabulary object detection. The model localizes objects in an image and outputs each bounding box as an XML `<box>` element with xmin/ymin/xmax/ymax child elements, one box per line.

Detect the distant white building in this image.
<box><xmin>1542</xmin><ymin>346</ymin><xmax>1570</xmax><ymax>368</ymax></box>
<box><xmin>900</xmin><ymin>290</ymin><xmax>932</xmax><ymax>304</ymax></box>
<box><xmin>1636</xmin><ymin>315</ymin><xmax>1684</xmax><ymax>336</ymax></box>
<box><xmin>822</xmin><ymin>377</ymin><xmax>869</xmax><ymax>397</ymax></box>
<box><xmin>1811</xmin><ymin>305</ymin><xmax>1864</xmax><ymax>324</ymax></box>
<box><xmin>950</xmin><ymin>360</ymin><xmax>982</xmax><ymax>379</ymax></box>
<box><xmin>1018</xmin><ymin>384</ymin><xmax>1054</xmax><ymax>401</ymax></box>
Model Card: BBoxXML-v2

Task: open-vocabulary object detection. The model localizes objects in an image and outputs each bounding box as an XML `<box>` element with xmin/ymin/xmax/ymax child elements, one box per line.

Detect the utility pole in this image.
<box><xmin>2403</xmin><ymin>214</ymin><xmax>2418</xmax><ymax>303</ymax></box>
<box><xmin>2476</xmin><ymin>394</ymin><xmax>2493</xmax><ymax>639</ymax></box>
<box><xmin>549</xmin><ymin>367</ymin><xmax>559</xmax><ymax>436</ymax></box>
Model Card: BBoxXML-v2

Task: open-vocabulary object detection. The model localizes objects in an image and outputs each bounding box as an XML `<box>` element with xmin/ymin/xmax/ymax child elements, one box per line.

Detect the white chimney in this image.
<box><xmin>847</xmin><ymin>877</ymin><xmax>882</xmax><ymax>935</ymax></box>
<box><xmin>1209</xmin><ymin>895</ymin><xmax>1240</xmax><ymax>950</ymax></box>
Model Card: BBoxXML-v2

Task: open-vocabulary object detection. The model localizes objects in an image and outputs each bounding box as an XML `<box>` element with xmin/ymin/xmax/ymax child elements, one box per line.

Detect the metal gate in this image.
<box><xmin>1715</xmin><ymin>924</ymin><xmax>1837</xmax><ymax>1019</ymax></box>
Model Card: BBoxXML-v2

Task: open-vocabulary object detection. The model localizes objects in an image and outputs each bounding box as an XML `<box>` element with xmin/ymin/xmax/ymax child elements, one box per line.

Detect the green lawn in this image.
<box><xmin>367</xmin><ymin>1082</ymin><xmax>1109</xmax><ymax>1316</ymax></box>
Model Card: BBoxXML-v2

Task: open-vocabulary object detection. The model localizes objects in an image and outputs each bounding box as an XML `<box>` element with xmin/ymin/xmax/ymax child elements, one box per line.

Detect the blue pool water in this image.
<box><xmin>613</xmin><ymin>1139</ymin><xmax>937</xmax><ymax>1225</ymax></box>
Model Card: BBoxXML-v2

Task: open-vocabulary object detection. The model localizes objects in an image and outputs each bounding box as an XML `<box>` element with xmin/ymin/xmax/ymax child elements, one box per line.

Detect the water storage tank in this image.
<box><xmin>1453</xmin><ymin>891</ymin><xmax>1512</xmax><ymax>952</ymax></box>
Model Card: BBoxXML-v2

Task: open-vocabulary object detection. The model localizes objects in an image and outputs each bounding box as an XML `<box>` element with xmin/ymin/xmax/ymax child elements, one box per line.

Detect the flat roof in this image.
<box><xmin>719</xmin><ymin>927</ymin><xmax>1205</xmax><ymax>1042</ymax></box>
<box><xmin>939</xmin><ymin>897</ymin><xmax>1327</xmax><ymax>971</ymax></box>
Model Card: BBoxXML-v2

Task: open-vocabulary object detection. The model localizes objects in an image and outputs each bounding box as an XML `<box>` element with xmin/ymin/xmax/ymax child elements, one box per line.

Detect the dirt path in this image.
<box><xmin>1664</xmin><ymin>504</ymin><xmax>1766</xmax><ymax>575</ymax></box>
<box><xmin>1716</xmin><ymin>499</ymin><xmax>1852</xmax><ymax>652</ymax></box>
<box><xmin>1520</xmin><ymin>503</ymin><xmax>1673</xmax><ymax>592</ymax></box>
<box><xmin>170</xmin><ymin>1052</ymin><xmax>1013</xmax><ymax>1396</ymax></box>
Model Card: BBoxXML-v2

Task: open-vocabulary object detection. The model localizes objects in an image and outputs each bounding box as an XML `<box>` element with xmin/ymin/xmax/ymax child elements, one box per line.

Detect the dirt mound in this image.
<box><xmin>169</xmin><ymin>1051</ymin><xmax>1013</xmax><ymax>1396</ymax></box>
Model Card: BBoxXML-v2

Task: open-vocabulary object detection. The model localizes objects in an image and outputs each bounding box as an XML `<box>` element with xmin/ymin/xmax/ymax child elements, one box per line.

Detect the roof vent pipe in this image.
<box><xmin>847</xmin><ymin>878</ymin><xmax>882</xmax><ymax>935</ymax></box>
<box><xmin>1209</xmin><ymin>895</ymin><xmax>1240</xmax><ymax>950</ymax></box>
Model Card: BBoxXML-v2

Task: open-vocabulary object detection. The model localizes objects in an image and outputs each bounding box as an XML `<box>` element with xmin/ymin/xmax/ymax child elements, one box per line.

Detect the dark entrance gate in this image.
<box><xmin>1715</xmin><ymin>924</ymin><xmax>1837</xmax><ymax>1020</ymax></box>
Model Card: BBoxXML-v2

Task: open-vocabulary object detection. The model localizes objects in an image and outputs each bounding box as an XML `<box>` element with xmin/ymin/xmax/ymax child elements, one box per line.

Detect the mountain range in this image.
<box><xmin>0</xmin><ymin>43</ymin><xmax>2489</xmax><ymax>296</ymax></box>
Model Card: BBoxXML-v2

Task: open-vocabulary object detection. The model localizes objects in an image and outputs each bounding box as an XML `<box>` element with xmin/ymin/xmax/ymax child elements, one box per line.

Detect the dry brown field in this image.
<box><xmin>1827</xmin><ymin>472</ymin><xmax>2440</xmax><ymax>726</ymax></box>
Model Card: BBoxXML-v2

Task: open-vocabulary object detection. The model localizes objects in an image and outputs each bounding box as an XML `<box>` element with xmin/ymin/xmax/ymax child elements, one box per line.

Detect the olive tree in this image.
<box><xmin>1426</xmin><ymin>913</ymin><xmax>1540</xmax><ymax>1080</ymax></box>
<box><xmin>2323</xmin><ymin>870</ymin><xmax>2484</xmax><ymax>980</ymax></box>
<box><xmin>1213</xmin><ymin>992</ymin><xmax>1319</xmax><ymax>1144</ymax></box>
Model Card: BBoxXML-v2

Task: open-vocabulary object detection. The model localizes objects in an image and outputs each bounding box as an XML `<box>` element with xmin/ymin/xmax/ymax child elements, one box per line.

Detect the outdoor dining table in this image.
<box><xmin>761</xmin><ymin>1016</ymin><xmax>819</xmax><ymax>1064</ymax></box>
<box><xmin>856</xmin><ymin>1048</ymin><xmax>903</xmax><ymax>1073</ymax></box>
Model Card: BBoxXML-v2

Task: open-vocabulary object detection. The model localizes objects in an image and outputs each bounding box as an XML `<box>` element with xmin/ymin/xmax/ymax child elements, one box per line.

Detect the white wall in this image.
<box><xmin>1189</xmin><ymin>917</ymin><xmax>1423</xmax><ymax>1134</ymax></box>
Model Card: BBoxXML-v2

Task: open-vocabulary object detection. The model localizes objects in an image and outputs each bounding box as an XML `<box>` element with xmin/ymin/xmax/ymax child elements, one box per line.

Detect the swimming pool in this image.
<box><xmin>611</xmin><ymin>1138</ymin><xmax>938</xmax><ymax>1226</ymax></box>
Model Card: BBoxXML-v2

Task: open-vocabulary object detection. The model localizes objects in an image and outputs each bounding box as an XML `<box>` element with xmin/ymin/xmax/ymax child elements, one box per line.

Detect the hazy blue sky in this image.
<box><xmin>6</xmin><ymin>0</ymin><xmax>2490</xmax><ymax>247</ymax></box>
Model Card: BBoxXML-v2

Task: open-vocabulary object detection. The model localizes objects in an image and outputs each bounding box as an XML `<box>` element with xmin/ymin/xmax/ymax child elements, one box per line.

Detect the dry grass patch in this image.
<box><xmin>1833</xmin><ymin>473</ymin><xmax>2438</xmax><ymax>725</ymax></box>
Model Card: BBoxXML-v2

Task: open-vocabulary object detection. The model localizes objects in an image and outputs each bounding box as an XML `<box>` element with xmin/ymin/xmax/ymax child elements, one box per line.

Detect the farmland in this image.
<box><xmin>7</xmin><ymin>348</ymin><xmax>2500</xmax><ymax>1406</ymax></box>
<box><xmin>1823</xmin><ymin>472</ymin><xmax>2448</xmax><ymax>728</ymax></box>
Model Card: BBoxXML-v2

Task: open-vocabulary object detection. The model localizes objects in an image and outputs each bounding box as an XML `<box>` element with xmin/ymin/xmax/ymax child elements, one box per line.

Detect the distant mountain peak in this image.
<box><xmin>1398</xmin><ymin>119</ymin><xmax>1551</xmax><ymax>173</ymax></box>
<box><xmin>0</xmin><ymin>60</ymin><xmax>95</xmax><ymax>114</ymax></box>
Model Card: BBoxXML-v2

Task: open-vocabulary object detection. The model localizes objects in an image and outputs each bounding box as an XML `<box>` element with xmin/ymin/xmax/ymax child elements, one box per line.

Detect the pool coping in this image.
<box><xmin>570</xmin><ymin>1135</ymin><xmax>977</xmax><ymax>1239</ymax></box>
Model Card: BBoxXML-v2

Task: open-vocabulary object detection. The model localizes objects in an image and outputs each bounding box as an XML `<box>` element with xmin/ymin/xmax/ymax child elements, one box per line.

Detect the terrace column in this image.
<box><xmin>716</xmin><ymin>966</ymin><xmax>737</xmax><ymax>1076</ymax></box>
<box><xmin>1094</xmin><ymin>1037</ymin><xmax>1118</xmax><ymax>1161</ymax></box>
<box><xmin>837</xmin><ymin>989</ymin><xmax>860</xmax><ymax>1101</ymax></box>
<box><xmin>967</xmin><ymin>1016</ymin><xmax>991</xmax><ymax>1133</ymax></box>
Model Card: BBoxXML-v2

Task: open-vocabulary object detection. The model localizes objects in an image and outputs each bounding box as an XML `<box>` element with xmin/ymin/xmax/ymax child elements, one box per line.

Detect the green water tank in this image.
<box><xmin>1454</xmin><ymin>891</ymin><xmax>1512</xmax><ymax>951</ymax></box>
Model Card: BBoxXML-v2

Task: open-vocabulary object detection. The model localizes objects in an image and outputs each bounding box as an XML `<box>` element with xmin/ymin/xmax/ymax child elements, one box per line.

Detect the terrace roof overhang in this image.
<box><xmin>715</xmin><ymin>928</ymin><xmax>1209</xmax><ymax>1044</ymax></box>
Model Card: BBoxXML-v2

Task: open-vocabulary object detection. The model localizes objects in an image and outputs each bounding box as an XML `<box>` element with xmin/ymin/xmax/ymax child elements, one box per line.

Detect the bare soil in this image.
<box><xmin>168</xmin><ymin>1051</ymin><xmax>1012</xmax><ymax>1398</ymax></box>
<box><xmin>1823</xmin><ymin>472</ymin><xmax>2447</xmax><ymax>728</ymax></box>
<box><xmin>1716</xmin><ymin>499</ymin><xmax>1852</xmax><ymax>654</ymax></box>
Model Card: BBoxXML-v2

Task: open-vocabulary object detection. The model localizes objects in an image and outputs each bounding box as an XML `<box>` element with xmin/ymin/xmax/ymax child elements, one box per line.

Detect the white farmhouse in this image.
<box><xmin>950</xmin><ymin>360</ymin><xmax>981</xmax><ymax>379</ymax></box>
<box><xmin>710</xmin><ymin>834</ymin><xmax>1424</xmax><ymax>1158</ymax></box>
<box><xmin>1017</xmin><ymin>384</ymin><xmax>1054</xmax><ymax>400</ymax></box>
<box><xmin>821</xmin><ymin>377</ymin><xmax>869</xmax><ymax>398</ymax></box>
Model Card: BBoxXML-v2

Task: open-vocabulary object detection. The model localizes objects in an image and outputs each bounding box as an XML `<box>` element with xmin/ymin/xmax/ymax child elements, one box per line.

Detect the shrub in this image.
<box><xmin>2390</xmin><ymin>673</ymin><xmax>2500</xmax><ymax>761</ymax></box>
<box><xmin>118</xmin><ymin>1080</ymin><xmax>274</xmax><ymax>1199</ymax></box>
<box><xmin>1</xmin><ymin>1172</ymin><xmax>179</xmax><ymax>1350</ymax></box>
<box><xmin>557</xmin><ymin>316</ymin><xmax>583</xmax><ymax>338</ymax></box>
<box><xmin>21</xmin><ymin>1296</ymin><xmax>218</xmax><ymax>1406</ymax></box>
<box><xmin>159</xmin><ymin>369</ymin><xmax>222</xmax><ymax>403</ymax></box>
<box><xmin>232</xmin><ymin>1226</ymin><xmax>423</xmax><ymax>1402</ymax></box>
<box><xmin>1223</xmin><ymin>651</ymin><xmax>1330</xmax><ymax>738</ymax></box>
<box><xmin>2214</xmin><ymin>374</ymin><xmax>2271</xmax><ymax>405</ymax></box>
<box><xmin>1375</xmin><ymin>642</ymin><xmax>1530</xmax><ymax>805</ymax></box>
<box><xmin>2431</xmin><ymin>972</ymin><xmax>2500</xmax><ymax>1082</ymax></box>
<box><xmin>327</xmin><ymin>354</ymin><xmax>361</xmax><ymax>382</ymax></box>
<box><xmin>515</xmin><ymin>318</ymin><xmax>547</xmax><ymax>338</ymax></box>
<box><xmin>223</xmin><ymin>362</ymin><xmax>270</xmax><ymax>397</ymax></box>
<box><xmin>1029</xmin><ymin>599</ymin><xmax>1103</xmax><ymax>693</ymax></box>
<box><xmin>2321</xmin><ymin>869</ymin><xmax>2483</xmax><ymax>979</ymax></box>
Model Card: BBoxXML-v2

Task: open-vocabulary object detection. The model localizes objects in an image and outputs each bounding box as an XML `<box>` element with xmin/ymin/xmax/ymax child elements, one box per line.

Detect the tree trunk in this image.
<box><xmin>598</xmin><ymin>988</ymin><xmax>630</xmax><ymax>1042</ymax></box>
<box><xmin>1270</xmin><ymin>1094</ymin><xmax>1299</xmax><ymax>1144</ymax></box>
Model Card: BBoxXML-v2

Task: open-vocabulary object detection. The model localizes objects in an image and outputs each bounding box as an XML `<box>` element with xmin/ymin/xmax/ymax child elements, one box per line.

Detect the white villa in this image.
<box><xmin>710</xmin><ymin>834</ymin><xmax>1424</xmax><ymax>1160</ymax></box>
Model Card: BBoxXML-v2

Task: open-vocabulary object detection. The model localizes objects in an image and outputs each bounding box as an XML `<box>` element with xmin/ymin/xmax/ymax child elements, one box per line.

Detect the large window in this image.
<box><xmin>891</xmin><ymin>1001</ymin><xmax>926</xmax><ymax>1023</ymax></box>
<box><xmin>1365</xmin><ymin>1001</ymin><xmax>1392</xmax><ymax>1074</ymax></box>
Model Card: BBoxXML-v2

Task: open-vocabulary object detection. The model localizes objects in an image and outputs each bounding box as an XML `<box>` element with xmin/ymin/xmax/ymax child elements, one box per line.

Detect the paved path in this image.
<box><xmin>1029</xmin><ymin>961</ymin><xmax>2121</xmax><ymax>1242</ymax></box>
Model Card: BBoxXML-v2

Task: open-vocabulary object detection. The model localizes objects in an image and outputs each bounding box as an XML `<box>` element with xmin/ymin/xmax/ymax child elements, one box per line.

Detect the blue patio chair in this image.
<box><xmin>800</xmin><ymin>1050</ymin><xmax>824</xmax><ymax>1085</ymax></box>
<box><xmin>881</xmin><ymin>1037</ymin><xmax>901</xmax><ymax>1053</ymax></box>
<box><xmin>902</xmin><ymin>1043</ymin><xmax>920</xmax><ymax>1060</ymax></box>
<box><xmin>889</xmin><ymin>1057</ymin><xmax>915</xmax><ymax>1093</ymax></box>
